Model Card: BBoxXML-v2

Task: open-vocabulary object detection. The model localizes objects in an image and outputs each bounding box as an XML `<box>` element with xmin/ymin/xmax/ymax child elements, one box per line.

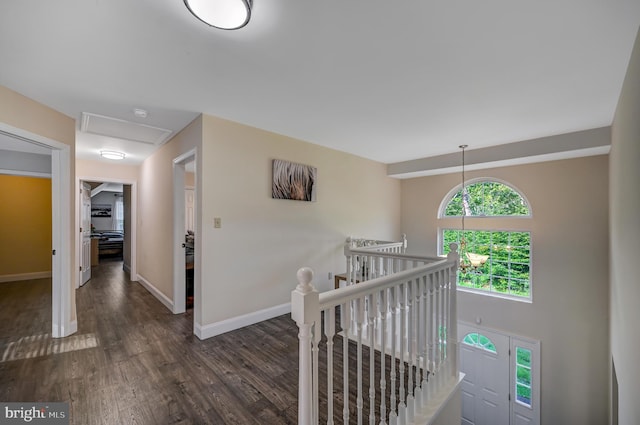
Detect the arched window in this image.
<box><xmin>439</xmin><ymin>179</ymin><xmax>532</xmax><ymax>299</ymax></box>
<box><xmin>440</xmin><ymin>179</ymin><xmax>531</xmax><ymax>218</ymax></box>
<box><xmin>462</xmin><ymin>332</ymin><xmax>497</xmax><ymax>354</ymax></box>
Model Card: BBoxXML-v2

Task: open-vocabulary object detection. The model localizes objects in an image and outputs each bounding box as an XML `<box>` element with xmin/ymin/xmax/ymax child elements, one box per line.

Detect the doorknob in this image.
<box><xmin>181</xmin><ymin>243</ymin><xmax>186</xmax><ymax>248</ymax></box>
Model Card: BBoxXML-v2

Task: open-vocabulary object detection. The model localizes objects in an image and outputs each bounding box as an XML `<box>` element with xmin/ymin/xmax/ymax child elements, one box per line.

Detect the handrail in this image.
<box><xmin>320</xmin><ymin>258</ymin><xmax>450</xmax><ymax>309</ymax></box>
<box><xmin>292</xmin><ymin>241</ymin><xmax>461</xmax><ymax>425</ymax></box>
<box><xmin>346</xmin><ymin>248</ymin><xmax>444</xmax><ymax>264</ymax></box>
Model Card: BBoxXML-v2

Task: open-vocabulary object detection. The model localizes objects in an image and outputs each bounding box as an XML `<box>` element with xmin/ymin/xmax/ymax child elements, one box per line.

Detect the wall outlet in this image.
<box><xmin>214</xmin><ymin>217</ymin><xmax>221</xmax><ymax>228</ymax></box>
<box><xmin>328</xmin><ymin>272</ymin><xmax>333</xmax><ymax>280</ymax></box>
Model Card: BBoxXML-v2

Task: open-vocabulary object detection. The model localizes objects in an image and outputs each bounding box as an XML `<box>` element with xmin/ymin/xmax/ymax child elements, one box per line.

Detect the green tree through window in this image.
<box><xmin>444</xmin><ymin>180</ymin><xmax>530</xmax><ymax>217</ymax></box>
<box><xmin>443</xmin><ymin>230</ymin><xmax>531</xmax><ymax>297</ymax></box>
<box><xmin>439</xmin><ymin>179</ymin><xmax>532</xmax><ymax>299</ymax></box>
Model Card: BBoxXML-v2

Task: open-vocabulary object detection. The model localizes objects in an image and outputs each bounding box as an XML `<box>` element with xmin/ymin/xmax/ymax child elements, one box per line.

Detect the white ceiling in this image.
<box><xmin>0</xmin><ymin>0</ymin><xmax>638</xmax><ymax>167</ymax></box>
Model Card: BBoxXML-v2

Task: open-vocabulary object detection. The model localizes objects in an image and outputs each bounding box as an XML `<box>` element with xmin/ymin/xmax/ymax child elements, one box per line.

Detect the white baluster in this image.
<box><xmin>313</xmin><ymin>318</ymin><xmax>320</xmax><ymax>425</ymax></box>
<box><xmin>397</xmin><ymin>283</ymin><xmax>406</xmax><ymax>425</ymax></box>
<box><xmin>443</xmin><ymin>269</ymin><xmax>450</xmax><ymax>381</ymax></box>
<box><xmin>421</xmin><ymin>274</ymin><xmax>429</xmax><ymax>408</ymax></box>
<box><xmin>379</xmin><ymin>288</ymin><xmax>388</xmax><ymax>425</ymax></box>
<box><xmin>411</xmin><ymin>278</ymin><xmax>422</xmax><ymax>414</ymax></box>
<box><xmin>406</xmin><ymin>280</ymin><xmax>415</xmax><ymax>424</ymax></box>
<box><xmin>356</xmin><ymin>297</ymin><xmax>365</xmax><ymax>425</ymax></box>
<box><xmin>342</xmin><ymin>301</ymin><xmax>351</xmax><ymax>424</ymax></box>
<box><xmin>324</xmin><ymin>307</ymin><xmax>335</xmax><ymax>425</ymax></box>
<box><xmin>429</xmin><ymin>272</ymin><xmax>437</xmax><ymax>395</ymax></box>
<box><xmin>447</xmin><ymin>245</ymin><xmax>459</xmax><ymax>382</ymax></box>
<box><xmin>435</xmin><ymin>270</ymin><xmax>443</xmax><ymax>391</ymax></box>
<box><xmin>368</xmin><ymin>293</ymin><xmax>377</xmax><ymax>425</ymax></box>
<box><xmin>388</xmin><ymin>285</ymin><xmax>398</xmax><ymax>425</ymax></box>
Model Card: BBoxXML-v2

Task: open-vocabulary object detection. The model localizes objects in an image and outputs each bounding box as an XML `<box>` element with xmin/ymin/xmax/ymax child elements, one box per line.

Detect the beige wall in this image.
<box><xmin>610</xmin><ymin>27</ymin><xmax>640</xmax><ymax>425</ymax></box>
<box><xmin>0</xmin><ymin>175</ymin><xmax>52</xmax><ymax>277</ymax></box>
<box><xmin>401</xmin><ymin>154</ymin><xmax>610</xmax><ymax>424</ymax></box>
<box><xmin>0</xmin><ymin>85</ymin><xmax>76</xmax><ymax>322</ymax></box>
<box><xmin>136</xmin><ymin>116</ymin><xmax>201</xmax><ymax>302</ymax></box>
<box><xmin>198</xmin><ymin>114</ymin><xmax>401</xmax><ymax>328</ymax></box>
<box><xmin>76</xmin><ymin>158</ymin><xmax>139</xmax><ymax>181</ymax></box>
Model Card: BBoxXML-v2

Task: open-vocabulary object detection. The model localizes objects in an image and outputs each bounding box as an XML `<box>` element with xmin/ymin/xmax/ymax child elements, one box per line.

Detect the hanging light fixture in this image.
<box><xmin>184</xmin><ymin>0</ymin><xmax>252</xmax><ymax>30</ymax></box>
<box><xmin>458</xmin><ymin>144</ymin><xmax>488</xmax><ymax>273</ymax></box>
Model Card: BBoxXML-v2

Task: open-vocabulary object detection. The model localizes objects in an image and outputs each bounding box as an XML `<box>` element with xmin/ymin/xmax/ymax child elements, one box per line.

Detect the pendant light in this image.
<box><xmin>458</xmin><ymin>145</ymin><xmax>488</xmax><ymax>273</ymax></box>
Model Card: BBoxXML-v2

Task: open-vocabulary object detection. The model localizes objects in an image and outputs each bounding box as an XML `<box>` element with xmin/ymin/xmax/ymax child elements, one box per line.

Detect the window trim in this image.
<box><xmin>438</xmin><ymin>177</ymin><xmax>533</xmax><ymax>219</ymax></box>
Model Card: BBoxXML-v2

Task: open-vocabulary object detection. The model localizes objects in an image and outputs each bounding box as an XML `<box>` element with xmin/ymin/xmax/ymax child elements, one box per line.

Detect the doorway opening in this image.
<box><xmin>172</xmin><ymin>150</ymin><xmax>197</xmax><ymax>318</ymax></box>
<box><xmin>78</xmin><ymin>179</ymin><xmax>136</xmax><ymax>286</ymax></box>
<box><xmin>0</xmin><ymin>124</ymin><xmax>74</xmax><ymax>338</ymax></box>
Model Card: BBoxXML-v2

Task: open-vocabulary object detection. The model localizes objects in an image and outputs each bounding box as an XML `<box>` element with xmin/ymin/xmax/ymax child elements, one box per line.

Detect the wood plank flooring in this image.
<box><xmin>0</xmin><ymin>260</ymin><xmax>411</xmax><ymax>424</ymax></box>
<box><xmin>0</xmin><ymin>260</ymin><xmax>301</xmax><ymax>424</ymax></box>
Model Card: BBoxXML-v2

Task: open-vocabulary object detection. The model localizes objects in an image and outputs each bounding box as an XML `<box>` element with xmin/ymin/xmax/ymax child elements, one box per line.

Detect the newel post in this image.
<box><xmin>291</xmin><ymin>267</ymin><xmax>320</xmax><ymax>425</ymax></box>
<box><xmin>401</xmin><ymin>233</ymin><xmax>408</xmax><ymax>253</ymax></box>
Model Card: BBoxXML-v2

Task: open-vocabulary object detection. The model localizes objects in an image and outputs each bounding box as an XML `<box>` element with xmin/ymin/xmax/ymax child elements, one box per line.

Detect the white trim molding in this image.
<box><xmin>0</xmin><ymin>271</ymin><xmax>52</xmax><ymax>283</ymax></box>
<box><xmin>136</xmin><ymin>274</ymin><xmax>174</xmax><ymax>312</ymax></box>
<box><xmin>194</xmin><ymin>302</ymin><xmax>291</xmax><ymax>340</ymax></box>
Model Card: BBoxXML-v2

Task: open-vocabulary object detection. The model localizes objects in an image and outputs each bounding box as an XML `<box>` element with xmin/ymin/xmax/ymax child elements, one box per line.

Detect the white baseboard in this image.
<box><xmin>52</xmin><ymin>319</ymin><xmax>78</xmax><ymax>338</ymax></box>
<box><xmin>0</xmin><ymin>271</ymin><xmax>52</xmax><ymax>283</ymax></box>
<box><xmin>194</xmin><ymin>302</ymin><xmax>291</xmax><ymax>340</ymax></box>
<box><xmin>136</xmin><ymin>274</ymin><xmax>174</xmax><ymax>312</ymax></box>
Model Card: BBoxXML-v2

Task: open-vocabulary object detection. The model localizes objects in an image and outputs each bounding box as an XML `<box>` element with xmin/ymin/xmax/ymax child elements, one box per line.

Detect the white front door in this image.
<box><xmin>459</xmin><ymin>323</ymin><xmax>510</xmax><ymax>425</ymax></box>
<box><xmin>80</xmin><ymin>182</ymin><xmax>91</xmax><ymax>285</ymax></box>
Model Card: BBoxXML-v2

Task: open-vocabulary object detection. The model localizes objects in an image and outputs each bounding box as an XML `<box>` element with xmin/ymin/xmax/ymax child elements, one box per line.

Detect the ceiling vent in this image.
<box><xmin>80</xmin><ymin>112</ymin><xmax>173</xmax><ymax>146</ymax></box>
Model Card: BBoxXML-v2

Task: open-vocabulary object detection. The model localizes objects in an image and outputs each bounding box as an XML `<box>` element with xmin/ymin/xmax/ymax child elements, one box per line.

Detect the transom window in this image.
<box><xmin>462</xmin><ymin>332</ymin><xmax>497</xmax><ymax>354</ymax></box>
<box><xmin>442</xmin><ymin>180</ymin><xmax>531</xmax><ymax>217</ymax></box>
<box><xmin>439</xmin><ymin>179</ymin><xmax>532</xmax><ymax>299</ymax></box>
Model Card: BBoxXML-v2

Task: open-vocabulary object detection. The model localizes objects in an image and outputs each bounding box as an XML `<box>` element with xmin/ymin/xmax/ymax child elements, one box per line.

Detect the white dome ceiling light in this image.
<box><xmin>184</xmin><ymin>0</ymin><xmax>252</xmax><ymax>30</ymax></box>
<box><xmin>100</xmin><ymin>150</ymin><xmax>126</xmax><ymax>160</ymax></box>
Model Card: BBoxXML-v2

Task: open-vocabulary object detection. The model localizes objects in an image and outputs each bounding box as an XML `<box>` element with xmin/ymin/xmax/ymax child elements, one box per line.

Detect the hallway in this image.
<box><xmin>0</xmin><ymin>260</ymin><xmax>300</xmax><ymax>424</ymax></box>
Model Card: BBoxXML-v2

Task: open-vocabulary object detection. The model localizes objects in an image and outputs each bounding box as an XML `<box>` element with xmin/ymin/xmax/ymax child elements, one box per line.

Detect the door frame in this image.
<box><xmin>172</xmin><ymin>149</ymin><xmax>197</xmax><ymax>315</ymax></box>
<box><xmin>76</xmin><ymin>176</ymin><xmax>138</xmax><ymax>284</ymax></box>
<box><xmin>458</xmin><ymin>321</ymin><xmax>541</xmax><ymax>425</ymax></box>
<box><xmin>0</xmin><ymin>123</ymin><xmax>75</xmax><ymax>338</ymax></box>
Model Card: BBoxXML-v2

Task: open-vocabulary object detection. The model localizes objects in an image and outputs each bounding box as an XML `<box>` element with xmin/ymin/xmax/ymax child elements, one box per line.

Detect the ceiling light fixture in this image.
<box><xmin>184</xmin><ymin>0</ymin><xmax>252</xmax><ymax>30</ymax></box>
<box><xmin>133</xmin><ymin>108</ymin><xmax>148</xmax><ymax>119</ymax></box>
<box><xmin>100</xmin><ymin>150</ymin><xmax>126</xmax><ymax>160</ymax></box>
<box><xmin>458</xmin><ymin>145</ymin><xmax>488</xmax><ymax>273</ymax></box>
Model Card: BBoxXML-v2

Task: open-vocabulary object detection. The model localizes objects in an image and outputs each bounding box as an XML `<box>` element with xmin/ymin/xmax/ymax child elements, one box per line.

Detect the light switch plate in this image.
<box><xmin>214</xmin><ymin>217</ymin><xmax>221</xmax><ymax>228</ymax></box>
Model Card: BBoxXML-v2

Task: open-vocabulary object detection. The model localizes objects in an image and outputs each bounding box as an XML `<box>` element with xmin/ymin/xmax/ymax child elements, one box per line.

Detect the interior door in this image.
<box><xmin>80</xmin><ymin>182</ymin><xmax>91</xmax><ymax>285</ymax></box>
<box><xmin>459</xmin><ymin>323</ymin><xmax>510</xmax><ymax>425</ymax></box>
<box><xmin>185</xmin><ymin>188</ymin><xmax>195</xmax><ymax>233</ymax></box>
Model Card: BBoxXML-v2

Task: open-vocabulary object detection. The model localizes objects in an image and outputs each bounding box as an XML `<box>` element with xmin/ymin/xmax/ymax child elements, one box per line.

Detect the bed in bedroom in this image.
<box><xmin>92</xmin><ymin>230</ymin><xmax>124</xmax><ymax>259</ymax></box>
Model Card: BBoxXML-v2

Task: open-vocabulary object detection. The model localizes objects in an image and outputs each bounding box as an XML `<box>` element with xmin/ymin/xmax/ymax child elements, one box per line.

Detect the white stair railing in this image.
<box><xmin>292</xmin><ymin>243</ymin><xmax>460</xmax><ymax>425</ymax></box>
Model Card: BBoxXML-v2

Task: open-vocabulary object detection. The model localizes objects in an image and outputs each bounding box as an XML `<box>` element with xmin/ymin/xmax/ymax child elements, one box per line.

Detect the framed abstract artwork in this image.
<box><xmin>272</xmin><ymin>159</ymin><xmax>317</xmax><ymax>202</ymax></box>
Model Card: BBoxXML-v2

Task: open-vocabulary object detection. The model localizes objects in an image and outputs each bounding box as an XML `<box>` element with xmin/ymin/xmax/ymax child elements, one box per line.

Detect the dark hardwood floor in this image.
<box><xmin>0</xmin><ymin>260</ymin><xmax>414</xmax><ymax>424</ymax></box>
<box><xmin>0</xmin><ymin>259</ymin><xmax>301</xmax><ymax>424</ymax></box>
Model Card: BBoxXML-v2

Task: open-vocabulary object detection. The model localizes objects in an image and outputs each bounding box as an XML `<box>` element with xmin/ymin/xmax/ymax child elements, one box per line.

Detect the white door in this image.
<box><xmin>80</xmin><ymin>182</ymin><xmax>91</xmax><ymax>285</ymax></box>
<box><xmin>459</xmin><ymin>323</ymin><xmax>510</xmax><ymax>425</ymax></box>
<box><xmin>185</xmin><ymin>188</ymin><xmax>195</xmax><ymax>233</ymax></box>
